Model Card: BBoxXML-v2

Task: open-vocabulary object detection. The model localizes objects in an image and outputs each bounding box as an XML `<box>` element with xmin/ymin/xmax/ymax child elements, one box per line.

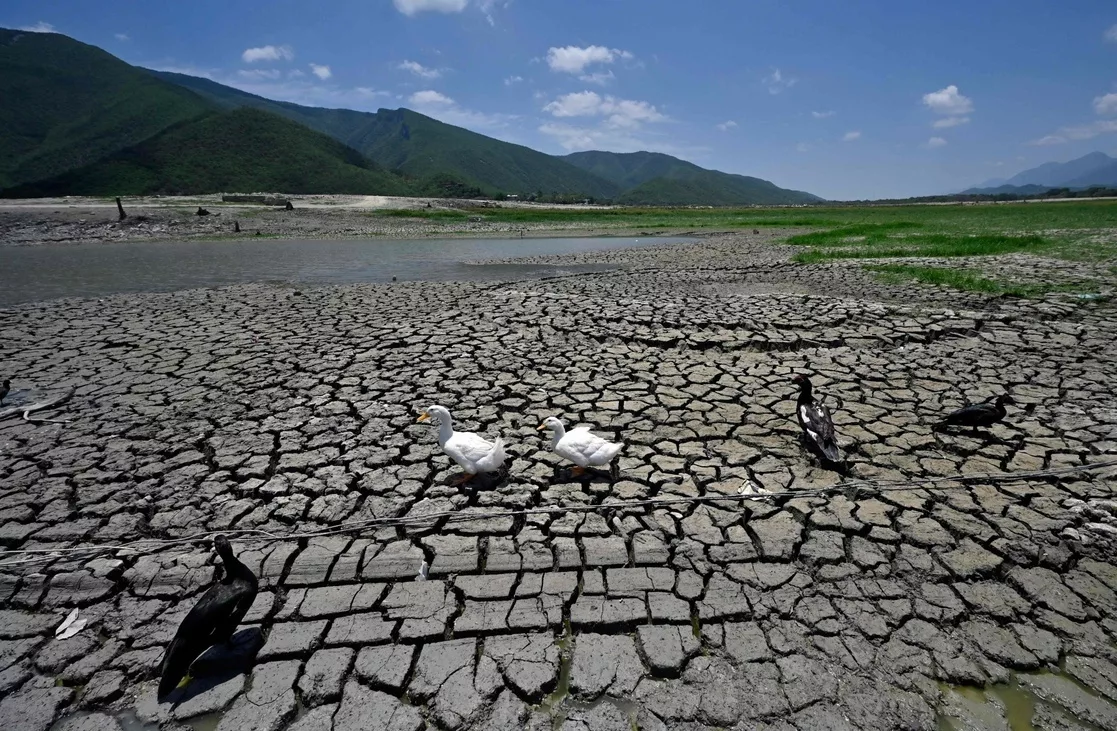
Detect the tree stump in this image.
<box><xmin>234</xmin><ymin>221</ymin><xmax>240</xmax><ymax>233</ymax></box>
<box><xmin>115</xmin><ymin>197</ymin><xmax>127</xmax><ymax>221</ymax></box>
<box><xmin>196</xmin><ymin>207</ymin><xmax>211</xmax><ymax>216</ymax></box>
<box><xmin>284</xmin><ymin>200</ymin><xmax>294</xmax><ymax>211</ymax></box>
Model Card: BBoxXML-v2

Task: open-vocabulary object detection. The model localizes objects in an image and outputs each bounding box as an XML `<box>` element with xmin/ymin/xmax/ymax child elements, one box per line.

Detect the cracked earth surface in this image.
<box><xmin>1</xmin><ymin>234</ymin><xmax>1116</xmax><ymax>731</ymax></box>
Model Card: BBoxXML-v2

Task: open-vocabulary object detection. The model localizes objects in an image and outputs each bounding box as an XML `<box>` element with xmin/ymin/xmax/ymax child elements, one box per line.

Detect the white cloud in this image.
<box><xmin>504</xmin><ymin>75</ymin><xmax>523</xmax><ymax>86</ymax></box>
<box><xmin>764</xmin><ymin>68</ymin><xmax>796</xmax><ymax>94</ymax></box>
<box><xmin>1094</xmin><ymin>92</ymin><xmax>1117</xmax><ymax>116</ymax></box>
<box><xmin>408</xmin><ymin>89</ymin><xmax>517</xmax><ymax>131</ymax></box>
<box><xmin>410</xmin><ymin>90</ymin><xmax>455</xmax><ymax>106</ymax></box>
<box><xmin>544</xmin><ymin>91</ymin><xmax>607</xmax><ymax>117</ymax></box>
<box><xmin>242</xmin><ymin>45</ymin><xmax>294</xmax><ymax>63</ymax></box>
<box><xmin>477</xmin><ymin>0</ymin><xmax>510</xmax><ymax>25</ymax></box>
<box><xmin>398</xmin><ymin>60</ymin><xmax>441</xmax><ymax>79</ymax></box>
<box><xmin>543</xmin><ymin>91</ymin><xmax>666</xmax><ymax>129</ymax></box>
<box><xmin>309</xmin><ymin>63</ymin><xmax>332</xmax><ymax>80</ymax></box>
<box><xmin>932</xmin><ymin>116</ymin><xmax>970</xmax><ymax>128</ymax></box>
<box><xmin>811</xmin><ymin>110</ymin><xmax>835</xmax><ymax>119</ymax></box>
<box><xmin>19</xmin><ymin>21</ymin><xmax>55</xmax><ymax>33</ymax></box>
<box><xmin>922</xmin><ymin>84</ymin><xmax>973</xmax><ymax>116</ymax></box>
<box><xmin>546</xmin><ymin>45</ymin><xmax>633</xmax><ymax>74</ymax></box>
<box><xmin>925</xmin><ymin>136</ymin><xmax>947</xmax><ymax>148</ymax></box>
<box><xmin>842</xmin><ymin>130</ymin><xmax>861</xmax><ymax>142</ymax></box>
<box><xmin>1105</xmin><ymin>24</ymin><xmax>1117</xmax><ymax>42</ymax></box>
<box><xmin>115</xmin><ymin>33</ymin><xmax>129</xmax><ymax>41</ymax></box>
<box><xmin>796</xmin><ymin>142</ymin><xmax>810</xmax><ymax>153</ymax></box>
<box><xmin>538</xmin><ymin>121</ymin><xmax>708</xmax><ymax>158</ymax></box>
<box><xmin>238</xmin><ymin>69</ymin><xmax>282</xmax><ymax>80</ymax></box>
<box><xmin>579</xmin><ymin>70</ymin><xmax>615</xmax><ymax>85</ymax></box>
<box><xmin>1028</xmin><ymin>120</ymin><xmax>1117</xmax><ymax>145</ymax></box>
<box><xmin>393</xmin><ymin>0</ymin><xmax>468</xmax><ymax>15</ymax></box>
<box><xmin>147</xmin><ymin>62</ymin><xmax>391</xmax><ymax>112</ymax></box>
<box><xmin>538</xmin><ymin>89</ymin><xmax>679</xmax><ymax>155</ymax></box>
<box><xmin>716</xmin><ymin>120</ymin><xmax>738</xmax><ymax>131</ymax></box>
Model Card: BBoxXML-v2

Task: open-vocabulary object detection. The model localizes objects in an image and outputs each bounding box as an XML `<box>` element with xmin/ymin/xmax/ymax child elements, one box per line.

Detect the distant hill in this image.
<box><xmin>958</xmin><ymin>183</ymin><xmax>1053</xmax><ymax>196</ymax></box>
<box><xmin>1004</xmin><ymin>152</ymin><xmax>1113</xmax><ymax>187</ymax></box>
<box><xmin>962</xmin><ymin>152</ymin><xmax>1117</xmax><ymax>194</ymax></box>
<box><xmin>0</xmin><ymin>27</ymin><xmax>211</xmax><ymax>188</ymax></box>
<box><xmin>149</xmin><ymin>71</ymin><xmax>620</xmax><ymax>199</ymax></box>
<box><xmin>564</xmin><ymin>150</ymin><xmax>821</xmax><ymax>205</ymax></box>
<box><xmin>1063</xmin><ymin>161</ymin><xmax>1117</xmax><ymax>188</ymax></box>
<box><xmin>0</xmin><ymin>27</ymin><xmax>824</xmax><ymax>204</ymax></box>
<box><xmin>152</xmin><ymin>72</ymin><xmax>821</xmax><ymax>204</ymax></box>
<box><xmin>4</xmin><ymin>108</ymin><xmax>413</xmax><ymax>197</ymax></box>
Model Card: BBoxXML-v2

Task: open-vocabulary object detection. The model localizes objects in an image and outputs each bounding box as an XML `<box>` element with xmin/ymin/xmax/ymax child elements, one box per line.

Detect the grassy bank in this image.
<box><xmin>863</xmin><ymin>264</ymin><xmax>1100</xmax><ymax>298</ymax></box>
<box><xmin>373</xmin><ymin>199</ymin><xmax>1116</xmax><ymax>298</ymax></box>
<box><xmin>368</xmin><ymin>198</ymin><xmax>1117</xmax><ymax>236</ymax></box>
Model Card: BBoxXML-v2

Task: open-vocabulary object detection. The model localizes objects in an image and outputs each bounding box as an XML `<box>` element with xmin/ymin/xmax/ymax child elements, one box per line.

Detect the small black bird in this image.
<box><xmin>936</xmin><ymin>394</ymin><xmax>1012</xmax><ymax>431</ymax></box>
<box><xmin>0</xmin><ymin>379</ymin><xmax>9</xmax><ymax>406</ymax></box>
<box><xmin>158</xmin><ymin>535</ymin><xmax>258</xmax><ymax>699</ymax></box>
<box><xmin>792</xmin><ymin>374</ymin><xmax>841</xmax><ymax>463</ymax></box>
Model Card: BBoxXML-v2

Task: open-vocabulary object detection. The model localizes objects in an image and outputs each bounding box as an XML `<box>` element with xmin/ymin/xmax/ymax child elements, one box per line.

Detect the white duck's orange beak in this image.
<box><xmin>417</xmin><ymin>412</ymin><xmax>430</xmax><ymax>423</ymax></box>
<box><xmin>537</xmin><ymin>423</ymin><xmax>548</xmax><ymax>431</ymax></box>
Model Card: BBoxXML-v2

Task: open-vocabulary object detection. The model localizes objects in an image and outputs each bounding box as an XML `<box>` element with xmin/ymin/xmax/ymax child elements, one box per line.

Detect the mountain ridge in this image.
<box><xmin>562</xmin><ymin>150</ymin><xmax>821</xmax><ymax>205</ymax></box>
<box><xmin>961</xmin><ymin>152</ymin><xmax>1117</xmax><ymax>194</ymax></box>
<box><xmin>1</xmin><ymin>27</ymin><xmax>824</xmax><ymax>204</ymax></box>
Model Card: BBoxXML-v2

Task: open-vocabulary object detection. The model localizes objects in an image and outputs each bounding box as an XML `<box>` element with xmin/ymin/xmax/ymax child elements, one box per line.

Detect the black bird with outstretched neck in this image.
<box><xmin>792</xmin><ymin>374</ymin><xmax>841</xmax><ymax>463</ymax></box>
<box><xmin>158</xmin><ymin>535</ymin><xmax>258</xmax><ymax>699</ymax></box>
<box><xmin>0</xmin><ymin>379</ymin><xmax>9</xmax><ymax>406</ymax></box>
<box><xmin>936</xmin><ymin>394</ymin><xmax>1012</xmax><ymax>431</ymax></box>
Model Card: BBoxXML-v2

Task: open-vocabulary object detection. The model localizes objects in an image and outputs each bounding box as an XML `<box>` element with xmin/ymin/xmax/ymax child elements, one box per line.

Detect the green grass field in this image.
<box><xmin>371</xmin><ymin>199</ymin><xmax>1117</xmax><ymax>296</ymax></box>
<box><xmin>372</xmin><ymin>198</ymin><xmax>1117</xmax><ymax>237</ymax></box>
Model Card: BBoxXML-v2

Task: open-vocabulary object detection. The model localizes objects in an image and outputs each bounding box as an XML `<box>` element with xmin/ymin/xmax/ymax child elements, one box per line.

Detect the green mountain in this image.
<box><xmin>4</xmin><ymin>108</ymin><xmax>413</xmax><ymax>197</ymax></box>
<box><xmin>0</xmin><ymin>27</ymin><xmax>212</xmax><ymax>188</ymax></box>
<box><xmin>563</xmin><ymin>151</ymin><xmax>821</xmax><ymax>205</ymax></box>
<box><xmin>0</xmin><ymin>28</ymin><xmax>823</xmax><ymax>204</ymax></box>
<box><xmin>149</xmin><ymin>71</ymin><xmax>620</xmax><ymax>198</ymax></box>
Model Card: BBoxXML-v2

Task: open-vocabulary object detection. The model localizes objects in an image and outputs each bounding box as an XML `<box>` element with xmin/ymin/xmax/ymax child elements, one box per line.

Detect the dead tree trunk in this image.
<box><xmin>234</xmin><ymin>220</ymin><xmax>240</xmax><ymax>233</ymax></box>
<box><xmin>284</xmin><ymin>200</ymin><xmax>294</xmax><ymax>211</ymax></box>
<box><xmin>116</xmin><ymin>197</ymin><xmax>127</xmax><ymax>221</ymax></box>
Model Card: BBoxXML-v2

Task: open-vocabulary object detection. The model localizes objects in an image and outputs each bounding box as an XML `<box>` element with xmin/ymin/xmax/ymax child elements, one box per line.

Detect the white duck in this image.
<box><xmin>417</xmin><ymin>405</ymin><xmax>506</xmax><ymax>484</ymax></box>
<box><xmin>538</xmin><ymin>416</ymin><xmax>623</xmax><ymax>476</ymax></box>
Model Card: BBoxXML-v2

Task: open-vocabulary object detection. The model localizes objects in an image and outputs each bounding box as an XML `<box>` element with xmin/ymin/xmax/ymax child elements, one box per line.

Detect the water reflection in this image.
<box><xmin>0</xmin><ymin>236</ymin><xmax>695</xmax><ymax>306</ymax></box>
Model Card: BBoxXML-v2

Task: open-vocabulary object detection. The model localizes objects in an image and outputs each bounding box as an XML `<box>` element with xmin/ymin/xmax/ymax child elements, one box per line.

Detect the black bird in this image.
<box><xmin>158</xmin><ymin>535</ymin><xmax>258</xmax><ymax>699</ymax></box>
<box><xmin>0</xmin><ymin>379</ymin><xmax>9</xmax><ymax>406</ymax></box>
<box><xmin>936</xmin><ymin>394</ymin><xmax>1012</xmax><ymax>431</ymax></box>
<box><xmin>792</xmin><ymin>374</ymin><xmax>841</xmax><ymax>463</ymax></box>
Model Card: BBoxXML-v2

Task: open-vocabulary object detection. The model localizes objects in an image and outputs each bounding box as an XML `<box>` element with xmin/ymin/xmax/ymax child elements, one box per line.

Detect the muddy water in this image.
<box><xmin>0</xmin><ymin>235</ymin><xmax>697</xmax><ymax>306</ymax></box>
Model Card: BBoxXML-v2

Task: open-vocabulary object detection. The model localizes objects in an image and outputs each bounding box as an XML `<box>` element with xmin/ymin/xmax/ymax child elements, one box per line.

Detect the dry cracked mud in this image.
<box><xmin>1</xmin><ymin>235</ymin><xmax>1116</xmax><ymax>731</ymax></box>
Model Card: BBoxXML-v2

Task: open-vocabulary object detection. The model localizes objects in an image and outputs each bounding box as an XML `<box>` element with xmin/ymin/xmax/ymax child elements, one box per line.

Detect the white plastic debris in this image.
<box><xmin>55</xmin><ymin>609</ymin><xmax>87</xmax><ymax>639</ymax></box>
<box><xmin>737</xmin><ymin>480</ymin><xmax>771</xmax><ymax>500</ymax></box>
<box><xmin>417</xmin><ymin>561</ymin><xmax>430</xmax><ymax>581</ymax></box>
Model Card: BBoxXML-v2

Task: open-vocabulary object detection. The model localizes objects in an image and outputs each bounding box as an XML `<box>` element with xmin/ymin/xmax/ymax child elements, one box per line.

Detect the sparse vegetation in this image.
<box><xmin>863</xmin><ymin>264</ymin><xmax>1092</xmax><ymax>298</ymax></box>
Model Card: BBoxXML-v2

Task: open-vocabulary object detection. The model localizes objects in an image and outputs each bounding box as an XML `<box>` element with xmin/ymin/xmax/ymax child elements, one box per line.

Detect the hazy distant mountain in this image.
<box><xmin>964</xmin><ymin>152</ymin><xmax>1117</xmax><ymax>194</ymax></box>
<box><xmin>1062</xmin><ymin>160</ymin><xmax>1117</xmax><ymax>188</ymax></box>
<box><xmin>562</xmin><ymin>150</ymin><xmax>822</xmax><ymax>205</ymax></box>
<box><xmin>970</xmin><ymin>177</ymin><xmax>1007</xmax><ymax>190</ymax></box>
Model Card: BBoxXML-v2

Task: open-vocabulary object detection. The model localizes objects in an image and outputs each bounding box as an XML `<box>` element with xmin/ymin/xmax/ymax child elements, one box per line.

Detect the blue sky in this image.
<box><xmin>7</xmin><ymin>0</ymin><xmax>1117</xmax><ymax>199</ymax></box>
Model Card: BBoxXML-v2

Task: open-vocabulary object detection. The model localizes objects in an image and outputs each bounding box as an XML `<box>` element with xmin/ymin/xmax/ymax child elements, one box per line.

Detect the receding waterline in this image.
<box><xmin>0</xmin><ymin>236</ymin><xmax>696</xmax><ymax>306</ymax></box>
